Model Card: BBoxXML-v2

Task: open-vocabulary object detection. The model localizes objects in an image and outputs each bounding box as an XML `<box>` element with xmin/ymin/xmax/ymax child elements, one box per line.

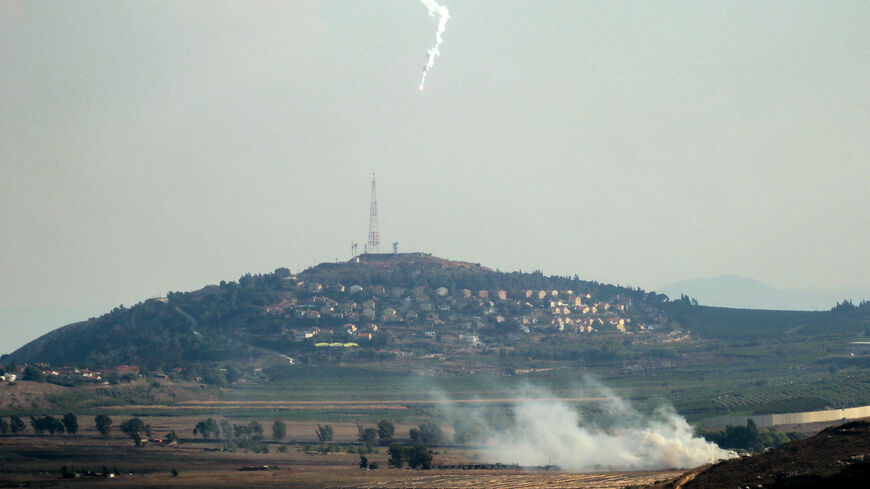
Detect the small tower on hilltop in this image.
<box><xmin>365</xmin><ymin>173</ymin><xmax>381</xmax><ymax>254</ymax></box>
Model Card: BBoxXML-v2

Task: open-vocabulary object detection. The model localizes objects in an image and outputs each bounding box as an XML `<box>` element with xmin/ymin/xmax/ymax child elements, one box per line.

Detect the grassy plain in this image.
<box><xmin>3</xmin><ymin>323</ymin><xmax>870</xmax><ymax>488</ymax></box>
<box><xmin>205</xmin><ymin>330</ymin><xmax>870</xmax><ymax>423</ymax></box>
<box><xmin>6</xmin><ymin>330</ymin><xmax>868</xmax><ymax>422</ymax></box>
<box><xmin>0</xmin><ymin>428</ymin><xmax>683</xmax><ymax>489</ymax></box>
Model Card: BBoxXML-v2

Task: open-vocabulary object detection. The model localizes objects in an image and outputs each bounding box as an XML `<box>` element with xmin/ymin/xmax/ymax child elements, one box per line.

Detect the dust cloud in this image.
<box><xmin>438</xmin><ymin>382</ymin><xmax>734</xmax><ymax>471</ymax></box>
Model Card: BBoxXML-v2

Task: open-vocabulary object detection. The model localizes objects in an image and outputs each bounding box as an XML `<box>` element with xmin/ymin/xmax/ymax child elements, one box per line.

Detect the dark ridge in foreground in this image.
<box><xmin>650</xmin><ymin>419</ymin><xmax>870</xmax><ymax>489</ymax></box>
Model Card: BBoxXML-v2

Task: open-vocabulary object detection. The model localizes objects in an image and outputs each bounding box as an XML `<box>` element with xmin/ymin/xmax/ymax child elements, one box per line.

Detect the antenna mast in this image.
<box><xmin>367</xmin><ymin>173</ymin><xmax>381</xmax><ymax>254</ymax></box>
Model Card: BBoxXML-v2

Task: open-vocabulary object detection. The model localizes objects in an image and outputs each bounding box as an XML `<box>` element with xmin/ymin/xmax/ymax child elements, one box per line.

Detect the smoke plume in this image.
<box><xmin>418</xmin><ymin>0</ymin><xmax>450</xmax><ymax>91</ymax></box>
<box><xmin>439</xmin><ymin>382</ymin><xmax>735</xmax><ymax>471</ymax></box>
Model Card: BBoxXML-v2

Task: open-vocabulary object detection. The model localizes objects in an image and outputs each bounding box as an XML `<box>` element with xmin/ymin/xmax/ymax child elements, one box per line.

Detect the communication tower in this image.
<box><xmin>366</xmin><ymin>174</ymin><xmax>381</xmax><ymax>254</ymax></box>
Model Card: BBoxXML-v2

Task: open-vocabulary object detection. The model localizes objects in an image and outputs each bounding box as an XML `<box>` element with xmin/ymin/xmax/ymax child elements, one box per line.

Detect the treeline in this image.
<box><xmin>192</xmin><ymin>417</ymin><xmax>272</xmax><ymax>453</ymax></box>
<box><xmin>512</xmin><ymin>340</ymin><xmax>679</xmax><ymax>363</ymax></box>
<box><xmin>190</xmin><ymin>417</ymin><xmax>401</xmax><ymax>451</ymax></box>
<box><xmin>702</xmin><ymin>419</ymin><xmax>802</xmax><ymax>453</ymax></box>
<box><xmin>0</xmin><ymin>362</ymin><xmax>242</xmax><ymax>389</ymax></box>
<box><xmin>831</xmin><ymin>299</ymin><xmax>870</xmax><ymax>315</ymax></box>
<box><xmin>190</xmin><ymin>417</ymin><xmax>452</xmax><ymax>453</ymax></box>
<box><xmin>0</xmin><ymin>414</ymin><xmax>78</xmax><ymax>435</ymax></box>
<box><xmin>0</xmin><ymin>413</ymin><xmax>182</xmax><ymax>448</ymax></box>
<box><xmin>312</xmin><ymin>420</ymin><xmax>463</xmax><ymax>447</ymax></box>
<box><xmin>311</xmin><ymin>419</ymin><xmax>435</xmax><ymax>470</ymax></box>
<box><xmin>302</xmin><ymin>265</ymin><xmax>663</xmax><ymax>304</ymax></box>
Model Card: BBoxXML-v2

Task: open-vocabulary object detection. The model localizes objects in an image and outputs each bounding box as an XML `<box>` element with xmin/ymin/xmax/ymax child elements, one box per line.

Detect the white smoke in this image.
<box><xmin>418</xmin><ymin>0</ymin><xmax>450</xmax><ymax>91</ymax></box>
<box><xmin>439</xmin><ymin>382</ymin><xmax>735</xmax><ymax>471</ymax></box>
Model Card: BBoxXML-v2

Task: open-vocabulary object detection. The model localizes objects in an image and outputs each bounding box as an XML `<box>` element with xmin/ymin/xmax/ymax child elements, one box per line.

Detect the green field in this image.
<box><xmin>5</xmin><ymin>313</ymin><xmax>869</xmax><ymax>426</ymax></box>
<box><xmin>216</xmin><ymin>335</ymin><xmax>870</xmax><ymax>423</ymax></box>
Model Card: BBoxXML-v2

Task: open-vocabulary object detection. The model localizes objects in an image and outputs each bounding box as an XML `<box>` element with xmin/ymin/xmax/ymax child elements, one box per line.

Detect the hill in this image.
<box><xmin>3</xmin><ymin>253</ymin><xmax>868</xmax><ymax>370</ymax></box>
<box><xmin>3</xmin><ymin>253</ymin><xmax>666</xmax><ymax>368</ymax></box>
<box><xmin>664</xmin><ymin>298</ymin><xmax>870</xmax><ymax>339</ymax></box>
<box><xmin>659</xmin><ymin>275</ymin><xmax>866</xmax><ymax>311</ymax></box>
<box><xmin>651</xmin><ymin>420</ymin><xmax>870</xmax><ymax>489</ymax></box>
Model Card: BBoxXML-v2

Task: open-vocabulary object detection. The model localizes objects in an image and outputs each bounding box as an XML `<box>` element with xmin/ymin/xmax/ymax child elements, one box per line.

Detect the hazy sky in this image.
<box><xmin>2</xmin><ymin>1</ymin><xmax>869</xmax><ymax>352</ymax></box>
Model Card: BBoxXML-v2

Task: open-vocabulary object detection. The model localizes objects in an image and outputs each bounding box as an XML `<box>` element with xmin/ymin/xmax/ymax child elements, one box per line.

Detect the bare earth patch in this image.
<box><xmin>333</xmin><ymin>470</ymin><xmax>685</xmax><ymax>489</ymax></box>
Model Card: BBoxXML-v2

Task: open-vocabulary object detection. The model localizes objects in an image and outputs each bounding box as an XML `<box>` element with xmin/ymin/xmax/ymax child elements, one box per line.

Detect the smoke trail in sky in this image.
<box><xmin>418</xmin><ymin>0</ymin><xmax>450</xmax><ymax>91</ymax></box>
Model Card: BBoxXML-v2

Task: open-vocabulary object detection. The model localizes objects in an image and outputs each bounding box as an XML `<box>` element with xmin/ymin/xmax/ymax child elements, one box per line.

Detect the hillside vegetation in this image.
<box><xmin>4</xmin><ymin>253</ymin><xmax>868</xmax><ymax>372</ymax></box>
<box><xmin>651</xmin><ymin>420</ymin><xmax>870</xmax><ymax>489</ymax></box>
<box><xmin>665</xmin><ymin>299</ymin><xmax>870</xmax><ymax>339</ymax></box>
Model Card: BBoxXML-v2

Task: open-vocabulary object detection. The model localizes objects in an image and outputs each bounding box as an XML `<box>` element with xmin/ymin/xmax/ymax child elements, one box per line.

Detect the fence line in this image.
<box><xmin>701</xmin><ymin>405</ymin><xmax>870</xmax><ymax>429</ymax></box>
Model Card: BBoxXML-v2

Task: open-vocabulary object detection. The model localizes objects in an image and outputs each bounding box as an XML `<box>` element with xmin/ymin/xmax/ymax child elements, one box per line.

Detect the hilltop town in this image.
<box><xmin>265</xmin><ymin>253</ymin><xmax>666</xmax><ymax>356</ymax></box>
<box><xmin>4</xmin><ymin>253</ymin><xmax>677</xmax><ymax>371</ymax></box>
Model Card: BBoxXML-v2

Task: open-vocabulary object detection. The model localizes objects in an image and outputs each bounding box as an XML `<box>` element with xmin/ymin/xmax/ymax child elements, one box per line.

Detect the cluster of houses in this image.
<box><xmin>0</xmin><ymin>363</ymin><xmax>142</xmax><ymax>383</ymax></box>
<box><xmin>264</xmin><ymin>277</ymin><xmax>649</xmax><ymax>351</ymax></box>
<box><xmin>285</xmin><ymin>322</ymin><xmax>379</xmax><ymax>344</ymax></box>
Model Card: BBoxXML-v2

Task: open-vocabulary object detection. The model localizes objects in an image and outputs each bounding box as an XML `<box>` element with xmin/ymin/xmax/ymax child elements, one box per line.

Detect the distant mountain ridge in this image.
<box><xmin>659</xmin><ymin>275</ymin><xmax>866</xmax><ymax>311</ymax></box>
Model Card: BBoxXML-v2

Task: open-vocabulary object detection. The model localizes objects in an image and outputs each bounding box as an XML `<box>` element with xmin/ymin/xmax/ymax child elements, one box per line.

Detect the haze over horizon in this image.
<box><xmin>658</xmin><ymin>274</ymin><xmax>867</xmax><ymax>311</ymax></box>
<box><xmin>2</xmin><ymin>1</ymin><xmax>869</xmax><ymax>352</ymax></box>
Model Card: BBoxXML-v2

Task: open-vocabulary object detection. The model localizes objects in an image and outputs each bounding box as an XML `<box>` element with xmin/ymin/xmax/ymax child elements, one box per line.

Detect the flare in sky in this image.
<box><xmin>418</xmin><ymin>0</ymin><xmax>450</xmax><ymax>91</ymax></box>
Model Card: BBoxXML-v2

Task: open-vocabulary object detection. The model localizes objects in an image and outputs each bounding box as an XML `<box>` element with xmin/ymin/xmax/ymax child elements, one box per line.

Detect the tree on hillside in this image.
<box><xmin>230</xmin><ymin>420</ymin><xmax>264</xmax><ymax>440</ymax></box>
<box><xmin>120</xmin><ymin>418</ymin><xmax>151</xmax><ymax>447</ymax></box>
<box><xmin>164</xmin><ymin>430</ymin><xmax>180</xmax><ymax>444</ymax></box>
<box><xmin>409</xmin><ymin>422</ymin><xmax>444</xmax><ymax>446</ymax></box>
<box><xmin>452</xmin><ymin>419</ymin><xmax>485</xmax><ymax>444</ymax></box>
<box><xmin>272</xmin><ymin>419</ymin><xmax>286</xmax><ymax>441</ymax></box>
<box><xmin>377</xmin><ymin>420</ymin><xmax>395</xmax><ymax>442</ymax></box>
<box><xmin>62</xmin><ymin>414</ymin><xmax>78</xmax><ymax>435</ymax></box>
<box><xmin>248</xmin><ymin>420</ymin><xmax>263</xmax><ymax>439</ymax></box>
<box><xmin>95</xmin><ymin>415</ymin><xmax>112</xmax><ymax>436</ymax></box>
<box><xmin>47</xmin><ymin>416</ymin><xmax>65</xmax><ymax>434</ymax></box>
<box><xmin>387</xmin><ymin>445</ymin><xmax>433</xmax><ymax>469</ymax></box>
<box><xmin>315</xmin><ymin>424</ymin><xmax>333</xmax><ymax>442</ymax></box>
<box><xmin>31</xmin><ymin>416</ymin><xmax>65</xmax><ymax>435</ymax></box>
<box><xmin>220</xmin><ymin>419</ymin><xmax>233</xmax><ymax>440</ymax></box>
<box><xmin>23</xmin><ymin>366</ymin><xmax>45</xmax><ymax>382</ymax></box>
<box><xmin>29</xmin><ymin>416</ymin><xmax>43</xmax><ymax>434</ymax></box>
<box><xmin>193</xmin><ymin>418</ymin><xmax>220</xmax><ymax>438</ymax></box>
<box><xmin>702</xmin><ymin>418</ymin><xmax>794</xmax><ymax>452</ymax></box>
<box><xmin>407</xmin><ymin>445</ymin><xmax>433</xmax><ymax>469</ymax></box>
<box><xmin>201</xmin><ymin>367</ymin><xmax>227</xmax><ymax>387</ymax></box>
<box><xmin>9</xmin><ymin>416</ymin><xmax>26</xmax><ymax>434</ymax></box>
<box><xmin>224</xmin><ymin>365</ymin><xmax>240</xmax><ymax>384</ymax></box>
<box><xmin>387</xmin><ymin>445</ymin><xmax>406</xmax><ymax>468</ymax></box>
<box><xmin>358</xmin><ymin>426</ymin><xmax>378</xmax><ymax>444</ymax></box>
